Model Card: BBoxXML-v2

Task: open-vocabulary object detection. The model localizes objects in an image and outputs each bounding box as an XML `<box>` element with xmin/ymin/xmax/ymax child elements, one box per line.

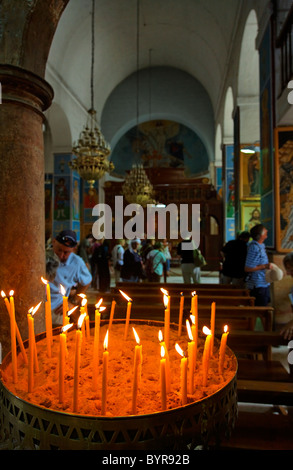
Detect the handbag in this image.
<box><xmin>193</xmin><ymin>249</ymin><xmax>206</xmax><ymax>268</ymax></box>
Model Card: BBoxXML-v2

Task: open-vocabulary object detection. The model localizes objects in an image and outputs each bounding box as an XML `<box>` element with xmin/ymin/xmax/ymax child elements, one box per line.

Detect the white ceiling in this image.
<box><xmin>47</xmin><ymin>0</ymin><xmax>243</xmax><ymax>118</ymax></box>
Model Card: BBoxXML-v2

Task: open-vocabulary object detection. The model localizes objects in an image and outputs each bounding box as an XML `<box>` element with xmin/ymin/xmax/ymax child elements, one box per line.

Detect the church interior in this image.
<box><xmin>0</xmin><ymin>0</ymin><xmax>293</xmax><ymax>451</ymax></box>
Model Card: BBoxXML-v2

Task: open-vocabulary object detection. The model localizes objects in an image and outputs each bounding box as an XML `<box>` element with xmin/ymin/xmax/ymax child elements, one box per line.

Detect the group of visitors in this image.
<box><xmin>46</xmin><ymin>224</ymin><xmax>293</xmax><ymax>341</ymax></box>
<box><xmin>111</xmin><ymin>238</ymin><xmax>171</xmax><ymax>284</ymax></box>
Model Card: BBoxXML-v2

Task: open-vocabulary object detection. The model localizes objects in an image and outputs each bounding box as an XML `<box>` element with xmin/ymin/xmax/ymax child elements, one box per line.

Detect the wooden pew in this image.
<box><xmin>115</xmin><ymin>282</ymin><xmax>250</xmax><ymax>297</ymax></box>
<box><xmin>87</xmin><ymin>303</ymin><xmax>274</xmax><ymax>332</ymax></box>
<box><xmin>88</xmin><ymin>291</ymin><xmax>255</xmax><ymax>307</ymax></box>
<box><xmin>216</xmin><ymin>330</ymin><xmax>293</xmax><ymax>406</ymax></box>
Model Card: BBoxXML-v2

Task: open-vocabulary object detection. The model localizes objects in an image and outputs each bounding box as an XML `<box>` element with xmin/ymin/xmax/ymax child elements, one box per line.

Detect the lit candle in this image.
<box><xmin>210</xmin><ymin>301</ymin><xmax>216</xmax><ymax>356</ymax></box>
<box><xmin>158</xmin><ymin>330</ymin><xmax>170</xmax><ymax>393</ymax></box>
<box><xmin>78</xmin><ymin>294</ymin><xmax>90</xmax><ymax>337</ymax></box>
<box><xmin>178</xmin><ymin>292</ymin><xmax>184</xmax><ymax>337</ymax></box>
<box><xmin>101</xmin><ymin>330</ymin><xmax>109</xmax><ymax>415</ymax></box>
<box><xmin>9</xmin><ymin>291</ymin><xmax>17</xmax><ymax>384</ymax></box>
<box><xmin>80</xmin><ymin>298</ymin><xmax>88</xmax><ymax>351</ymax></box>
<box><xmin>27</xmin><ymin>301</ymin><xmax>42</xmax><ymax>393</ymax></box>
<box><xmin>119</xmin><ymin>290</ymin><xmax>132</xmax><ymax>340</ymax></box>
<box><xmin>27</xmin><ymin>311</ymin><xmax>34</xmax><ymax>393</ymax></box>
<box><xmin>161</xmin><ymin>289</ymin><xmax>170</xmax><ymax>349</ymax></box>
<box><xmin>219</xmin><ymin>325</ymin><xmax>229</xmax><ymax>374</ymax></box>
<box><xmin>175</xmin><ymin>343</ymin><xmax>187</xmax><ymax>405</ymax></box>
<box><xmin>92</xmin><ymin>300</ymin><xmax>102</xmax><ymax>391</ymax></box>
<box><xmin>59</xmin><ymin>323</ymin><xmax>73</xmax><ymax>403</ymax></box>
<box><xmin>109</xmin><ymin>299</ymin><xmax>116</xmax><ymax>330</ymax></box>
<box><xmin>73</xmin><ymin>313</ymin><xmax>86</xmax><ymax>413</ymax></box>
<box><xmin>131</xmin><ymin>327</ymin><xmax>142</xmax><ymax>415</ymax></box>
<box><xmin>190</xmin><ymin>314</ymin><xmax>198</xmax><ymax>369</ymax></box>
<box><xmin>60</xmin><ymin>284</ymin><xmax>68</xmax><ymax>326</ymax></box>
<box><xmin>1</xmin><ymin>290</ymin><xmax>27</xmax><ymax>365</ymax></box>
<box><xmin>67</xmin><ymin>305</ymin><xmax>78</xmax><ymax>324</ymax></box>
<box><xmin>202</xmin><ymin>326</ymin><xmax>212</xmax><ymax>387</ymax></box>
<box><xmin>191</xmin><ymin>291</ymin><xmax>198</xmax><ymax>322</ymax></box>
<box><xmin>41</xmin><ymin>278</ymin><xmax>53</xmax><ymax>357</ymax></box>
<box><xmin>186</xmin><ymin>320</ymin><xmax>195</xmax><ymax>395</ymax></box>
<box><xmin>160</xmin><ymin>345</ymin><xmax>167</xmax><ymax>411</ymax></box>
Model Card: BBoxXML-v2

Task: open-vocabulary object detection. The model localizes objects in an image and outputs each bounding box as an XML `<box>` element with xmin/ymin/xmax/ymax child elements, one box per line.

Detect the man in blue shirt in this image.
<box><xmin>245</xmin><ymin>224</ymin><xmax>272</xmax><ymax>306</ymax></box>
<box><xmin>48</xmin><ymin>230</ymin><xmax>92</xmax><ymax>326</ymax></box>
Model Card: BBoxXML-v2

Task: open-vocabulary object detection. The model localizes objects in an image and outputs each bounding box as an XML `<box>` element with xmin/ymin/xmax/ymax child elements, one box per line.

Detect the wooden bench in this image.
<box><xmin>115</xmin><ymin>282</ymin><xmax>250</xmax><ymax>297</ymax></box>
<box><xmin>213</xmin><ymin>329</ymin><xmax>293</xmax><ymax>449</ymax></box>
<box><xmin>216</xmin><ymin>330</ymin><xmax>293</xmax><ymax>406</ymax></box>
<box><xmin>87</xmin><ymin>302</ymin><xmax>274</xmax><ymax>332</ymax></box>
<box><xmin>88</xmin><ymin>291</ymin><xmax>255</xmax><ymax>307</ymax></box>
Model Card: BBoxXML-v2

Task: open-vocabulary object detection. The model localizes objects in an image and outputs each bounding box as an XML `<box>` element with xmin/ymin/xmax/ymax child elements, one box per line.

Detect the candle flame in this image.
<box><xmin>99</xmin><ymin>306</ymin><xmax>106</xmax><ymax>312</ymax></box>
<box><xmin>190</xmin><ymin>314</ymin><xmax>195</xmax><ymax>325</ymax></box>
<box><xmin>67</xmin><ymin>305</ymin><xmax>78</xmax><ymax>316</ymax></box>
<box><xmin>186</xmin><ymin>319</ymin><xmax>193</xmax><ymax>341</ymax></box>
<box><xmin>104</xmin><ymin>330</ymin><xmax>109</xmax><ymax>350</ymax></box>
<box><xmin>9</xmin><ymin>290</ymin><xmax>14</xmax><ymax>297</ymax></box>
<box><xmin>28</xmin><ymin>301</ymin><xmax>42</xmax><ymax>316</ymax></box>
<box><xmin>41</xmin><ymin>276</ymin><xmax>48</xmax><ymax>285</ymax></box>
<box><xmin>1</xmin><ymin>290</ymin><xmax>6</xmax><ymax>298</ymax></box>
<box><xmin>158</xmin><ymin>330</ymin><xmax>163</xmax><ymax>342</ymax></box>
<box><xmin>60</xmin><ymin>284</ymin><xmax>66</xmax><ymax>296</ymax></box>
<box><xmin>81</xmin><ymin>298</ymin><xmax>87</xmax><ymax>307</ymax></box>
<box><xmin>224</xmin><ymin>325</ymin><xmax>229</xmax><ymax>333</ymax></box>
<box><xmin>77</xmin><ymin>312</ymin><xmax>86</xmax><ymax>329</ymax></box>
<box><xmin>160</xmin><ymin>288</ymin><xmax>169</xmax><ymax>296</ymax></box>
<box><xmin>191</xmin><ymin>290</ymin><xmax>196</xmax><ymax>297</ymax></box>
<box><xmin>95</xmin><ymin>298</ymin><xmax>103</xmax><ymax>309</ymax></box>
<box><xmin>62</xmin><ymin>323</ymin><xmax>73</xmax><ymax>333</ymax></box>
<box><xmin>119</xmin><ymin>290</ymin><xmax>132</xmax><ymax>302</ymax></box>
<box><xmin>132</xmin><ymin>327</ymin><xmax>140</xmax><ymax>345</ymax></box>
<box><xmin>78</xmin><ymin>293</ymin><xmax>86</xmax><ymax>298</ymax></box>
<box><xmin>161</xmin><ymin>345</ymin><xmax>165</xmax><ymax>358</ymax></box>
<box><xmin>202</xmin><ymin>326</ymin><xmax>211</xmax><ymax>336</ymax></box>
<box><xmin>175</xmin><ymin>343</ymin><xmax>184</xmax><ymax>357</ymax></box>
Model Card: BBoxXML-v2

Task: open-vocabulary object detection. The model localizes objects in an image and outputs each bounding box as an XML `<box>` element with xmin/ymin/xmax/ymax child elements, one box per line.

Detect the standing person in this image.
<box><xmin>220</xmin><ymin>231</ymin><xmax>250</xmax><ymax>287</ymax></box>
<box><xmin>48</xmin><ymin>230</ymin><xmax>92</xmax><ymax>326</ymax></box>
<box><xmin>177</xmin><ymin>238</ymin><xmax>199</xmax><ymax>284</ymax></box>
<box><xmin>162</xmin><ymin>239</ymin><xmax>172</xmax><ymax>281</ymax></box>
<box><xmin>77</xmin><ymin>233</ymin><xmax>94</xmax><ymax>270</ymax></box>
<box><xmin>145</xmin><ymin>241</ymin><xmax>166</xmax><ymax>282</ymax></box>
<box><xmin>121</xmin><ymin>238</ymin><xmax>144</xmax><ymax>282</ymax></box>
<box><xmin>280</xmin><ymin>253</ymin><xmax>293</xmax><ymax>340</ymax></box>
<box><xmin>92</xmin><ymin>238</ymin><xmax>111</xmax><ymax>292</ymax></box>
<box><xmin>111</xmin><ymin>239</ymin><xmax>125</xmax><ymax>284</ymax></box>
<box><xmin>245</xmin><ymin>224</ymin><xmax>272</xmax><ymax>306</ymax></box>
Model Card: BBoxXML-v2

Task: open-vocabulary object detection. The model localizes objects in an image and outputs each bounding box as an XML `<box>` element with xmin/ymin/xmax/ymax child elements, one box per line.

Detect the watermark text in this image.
<box><xmin>92</xmin><ymin>196</ymin><xmax>200</xmax><ymax>249</ymax></box>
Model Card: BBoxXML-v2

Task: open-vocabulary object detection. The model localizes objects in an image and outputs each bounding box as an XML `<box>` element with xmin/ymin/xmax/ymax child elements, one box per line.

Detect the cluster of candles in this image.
<box><xmin>1</xmin><ymin>284</ymin><xmax>229</xmax><ymax>415</ymax></box>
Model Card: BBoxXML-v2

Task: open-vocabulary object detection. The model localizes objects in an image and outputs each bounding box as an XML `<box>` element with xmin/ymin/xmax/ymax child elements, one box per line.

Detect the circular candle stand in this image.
<box><xmin>0</xmin><ymin>320</ymin><xmax>238</xmax><ymax>450</ymax></box>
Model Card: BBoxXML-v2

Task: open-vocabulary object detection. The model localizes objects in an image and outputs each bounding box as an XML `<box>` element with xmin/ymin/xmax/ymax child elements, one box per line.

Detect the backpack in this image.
<box><xmin>145</xmin><ymin>251</ymin><xmax>160</xmax><ymax>277</ymax></box>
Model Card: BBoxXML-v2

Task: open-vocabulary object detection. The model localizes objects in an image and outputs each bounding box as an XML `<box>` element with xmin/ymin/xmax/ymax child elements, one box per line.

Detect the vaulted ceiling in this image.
<box><xmin>44</xmin><ymin>0</ymin><xmax>268</xmax><ymax>168</ymax></box>
<box><xmin>47</xmin><ymin>0</ymin><xmax>242</xmax><ymax>117</ymax></box>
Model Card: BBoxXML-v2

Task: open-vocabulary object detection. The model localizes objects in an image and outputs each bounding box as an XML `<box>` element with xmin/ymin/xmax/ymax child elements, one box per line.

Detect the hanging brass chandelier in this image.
<box><xmin>122</xmin><ymin>0</ymin><xmax>154</xmax><ymax>207</ymax></box>
<box><xmin>122</xmin><ymin>163</ymin><xmax>155</xmax><ymax>206</ymax></box>
<box><xmin>69</xmin><ymin>0</ymin><xmax>113</xmax><ymax>188</ymax></box>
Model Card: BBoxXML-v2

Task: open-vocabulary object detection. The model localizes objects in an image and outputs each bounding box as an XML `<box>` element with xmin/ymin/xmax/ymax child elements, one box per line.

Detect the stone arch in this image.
<box><xmin>215</xmin><ymin>124</ymin><xmax>222</xmax><ymax>164</ymax></box>
<box><xmin>237</xmin><ymin>9</ymin><xmax>260</xmax><ymax>143</ymax></box>
<box><xmin>101</xmin><ymin>66</ymin><xmax>215</xmax><ymax>165</ymax></box>
<box><xmin>223</xmin><ymin>87</ymin><xmax>234</xmax><ymax>143</ymax></box>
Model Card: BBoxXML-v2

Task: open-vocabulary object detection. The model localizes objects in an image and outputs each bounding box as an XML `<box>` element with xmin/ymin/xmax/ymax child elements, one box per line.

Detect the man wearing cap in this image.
<box><xmin>48</xmin><ymin>230</ymin><xmax>92</xmax><ymax>326</ymax></box>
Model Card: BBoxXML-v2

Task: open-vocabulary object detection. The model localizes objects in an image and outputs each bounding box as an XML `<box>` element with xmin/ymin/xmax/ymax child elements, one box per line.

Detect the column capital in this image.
<box><xmin>0</xmin><ymin>64</ymin><xmax>54</xmax><ymax>116</ymax></box>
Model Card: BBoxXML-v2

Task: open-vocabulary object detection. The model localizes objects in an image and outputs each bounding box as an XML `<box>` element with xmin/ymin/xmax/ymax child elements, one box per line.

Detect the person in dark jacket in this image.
<box><xmin>220</xmin><ymin>231</ymin><xmax>250</xmax><ymax>287</ymax></box>
<box><xmin>121</xmin><ymin>238</ymin><xmax>144</xmax><ymax>282</ymax></box>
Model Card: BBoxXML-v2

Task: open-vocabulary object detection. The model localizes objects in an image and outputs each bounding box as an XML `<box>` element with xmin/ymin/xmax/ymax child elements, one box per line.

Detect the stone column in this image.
<box><xmin>0</xmin><ymin>65</ymin><xmax>53</xmax><ymax>357</ymax></box>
